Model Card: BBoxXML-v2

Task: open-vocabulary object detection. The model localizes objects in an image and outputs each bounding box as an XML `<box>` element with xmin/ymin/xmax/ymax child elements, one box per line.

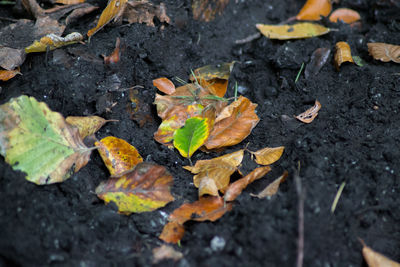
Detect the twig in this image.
<box><xmin>294</xmin><ymin>162</ymin><xmax>305</xmax><ymax>267</ymax></box>
<box><xmin>235</xmin><ymin>32</ymin><xmax>261</xmax><ymax>44</ymax></box>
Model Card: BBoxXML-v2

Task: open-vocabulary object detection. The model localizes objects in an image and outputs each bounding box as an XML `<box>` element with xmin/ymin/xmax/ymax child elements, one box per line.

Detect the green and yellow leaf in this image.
<box><xmin>256</xmin><ymin>23</ymin><xmax>330</xmax><ymax>40</ymax></box>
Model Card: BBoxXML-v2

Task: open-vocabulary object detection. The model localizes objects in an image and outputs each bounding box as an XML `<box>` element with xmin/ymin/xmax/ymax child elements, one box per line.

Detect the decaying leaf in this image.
<box><xmin>87</xmin><ymin>0</ymin><xmax>128</xmax><ymax>37</ymax></box>
<box><xmin>173</xmin><ymin>117</ymin><xmax>210</xmax><ymax>159</ymax></box>
<box><xmin>0</xmin><ymin>69</ymin><xmax>22</xmax><ymax>81</ymax></box>
<box><xmin>33</xmin><ymin>16</ymin><xmax>66</xmax><ymax>38</ymax></box>
<box><xmin>66</xmin><ymin>115</ymin><xmax>114</xmax><ymax>140</ymax></box>
<box><xmin>55</xmin><ymin>0</ymin><xmax>85</xmax><ymax>4</ymax></box>
<box><xmin>224</xmin><ymin>166</ymin><xmax>271</xmax><ymax>202</ymax></box>
<box><xmin>304</xmin><ymin>47</ymin><xmax>331</xmax><ymax>79</ymax></box>
<box><xmin>360</xmin><ymin>239</ymin><xmax>400</xmax><ymax>267</ymax></box>
<box><xmin>152</xmin><ymin>245</ymin><xmax>183</xmax><ymax>264</ymax></box>
<box><xmin>190</xmin><ymin>62</ymin><xmax>235</xmax><ymax>98</ymax></box>
<box><xmin>0</xmin><ymin>95</ymin><xmax>92</xmax><ymax>185</ymax></box>
<box><xmin>95</xmin><ymin>136</ymin><xmax>143</xmax><ymax>177</ymax></box>
<box><xmin>103</xmin><ymin>38</ymin><xmax>121</xmax><ymax>64</ymax></box>
<box><xmin>159</xmin><ymin>196</ymin><xmax>232</xmax><ymax>243</ymax></box>
<box><xmin>250</xmin><ymin>171</ymin><xmax>288</xmax><ymax>199</ymax></box>
<box><xmin>65</xmin><ymin>4</ymin><xmax>99</xmax><ymax>26</ymax></box>
<box><xmin>250</xmin><ymin>146</ymin><xmax>285</xmax><ymax>166</ymax></box>
<box><xmin>153</xmin><ymin>77</ymin><xmax>176</xmax><ymax>95</ymax></box>
<box><xmin>25</xmin><ymin>32</ymin><xmax>83</xmax><ymax>53</ymax></box>
<box><xmin>256</xmin><ymin>23</ymin><xmax>330</xmax><ymax>40</ymax></box>
<box><xmin>334</xmin><ymin>41</ymin><xmax>355</xmax><ymax>70</ymax></box>
<box><xmin>95</xmin><ymin>162</ymin><xmax>174</xmax><ymax>214</ymax></box>
<box><xmin>329</xmin><ymin>8</ymin><xmax>361</xmax><ymax>24</ymax></box>
<box><xmin>368</xmin><ymin>43</ymin><xmax>400</xmax><ymax>64</ymax></box>
<box><xmin>296</xmin><ymin>0</ymin><xmax>332</xmax><ymax>21</ymax></box>
<box><xmin>205</xmin><ymin>96</ymin><xmax>259</xmax><ymax>149</ymax></box>
<box><xmin>192</xmin><ymin>0</ymin><xmax>229</xmax><ymax>22</ymax></box>
<box><xmin>123</xmin><ymin>1</ymin><xmax>170</xmax><ymax>26</ymax></box>
<box><xmin>295</xmin><ymin>100</ymin><xmax>321</xmax><ymax>124</ymax></box>
<box><xmin>184</xmin><ymin>149</ymin><xmax>244</xmax><ymax>173</ymax></box>
<box><xmin>0</xmin><ymin>47</ymin><xmax>26</xmax><ymax>71</ymax></box>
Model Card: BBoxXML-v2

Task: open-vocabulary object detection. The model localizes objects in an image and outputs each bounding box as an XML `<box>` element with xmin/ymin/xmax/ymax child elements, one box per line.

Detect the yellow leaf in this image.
<box><xmin>334</xmin><ymin>41</ymin><xmax>355</xmax><ymax>70</ymax></box>
<box><xmin>250</xmin><ymin>146</ymin><xmax>285</xmax><ymax>165</ymax></box>
<box><xmin>66</xmin><ymin>115</ymin><xmax>115</xmax><ymax>140</ymax></box>
<box><xmin>256</xmin><ymin>22</ymin><xmax>330</xmax><ymax>40</ymax></box>
<box><xmin>25</xmin><ymin>32</ymin><xmax>83</xmax><ymax>53</ymax></box>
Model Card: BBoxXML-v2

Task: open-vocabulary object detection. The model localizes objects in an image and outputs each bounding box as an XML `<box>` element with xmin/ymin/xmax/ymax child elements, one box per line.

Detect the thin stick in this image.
<box><xmin>235</xmin><ymin>32</ymin><xmax>261</xmax><ymax>44</ymax></box>
<box><xmin>234</xmin><ymin>82</ymin><xmax>238</xmax><ymax>101</ymax></box>
<box><xmin>295</xmin><ymin>162</ymin><xmax>305</xmax><ymax>267</ymax></box>
<box><xmin>331</xmin><ymin>181</ymin><xmax>346</xmax><ymax>214</ymax></box>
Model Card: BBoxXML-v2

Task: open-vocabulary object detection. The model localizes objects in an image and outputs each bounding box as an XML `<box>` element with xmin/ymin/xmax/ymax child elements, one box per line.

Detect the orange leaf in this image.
<box><xmin>296</xmin><ymin>0</ymin><xmax>332</xmax><ymax>21</ymax></box>
<box><xmin>55</xmin><ymin>0</ymin><xmax>85</xmax><ymax>4</ymax></box>
<box><xmin>224</xmin><ymin>166</ymin><xmax>271</xmax><ymax>202</ymax></box>
<box><xmin>329</xmin><ymin>8</ymin><xmax>361</xmax><ymax>24</ymax></box>
<box><xmin>95</xmin><ymin>162</ymin><xmax>174</xmax><ymax>214</ymax></box>
<box><xmin>368</xmin><ymin>43</ymin><xmax>400</xmax><ymax>64</ymax></box>
<box><xmin>295</xmin><ymin>100</ymin><xmax>321</xmax><ymax>124</ymax></box>
<box><xmin>250</xmin><ymin>146</ymin><xmax>285</xmax><ymax>165</ymax></box>
<box><xmin>159</xmin><ymin>221</ymin><xmax>186</xmax><ymax>244</ymax></box>
<box><xmin>360</xmin><ymin>239</ymin><xmax>400</xmax><ymax>267</ymax></box>
<box><xmin>153</xmin><ymin>77</ymin><xmax>176</xmax><ymax>95</ymax></box>
<box><xmin>87</xmin><ymin>0</ymin><xmax>128</xmax><ymax>37</ymax></box>
<box><xmin>103</xmin><ymin>37</ymin><xmax>121</xmax><ymax>64</ymax></box>
<box><xmin>95</xmin><ymin>136</ymin><xmax>143</xmax><ymax>176</ymax></box>
<box><xmin>0</xmin><ymin>69</ymin><xmax>21</xmax><ymax>81</ymax></box>
<box><xmin>192</xmin><ymin>0</ymin><xmax>229</xmax><ymax>22</ymax></box>
<box><xmin>66</xmin><ymin>115</ymin><xmax>114</xmax><ymax>140</ymax></box>
<box><xmin>250</xmin><ymin>171</ymin><xmax>288</xmax><ymax>199</ymax></box>
<box><xmin>334</xmin><ymin>41</ymin><xmax>355</xmax><ymax>70</ymax></box>
<box><xmin>205</xmin><ymin>96</ymin><xmax>259</xmax><ymax>149</ymax></box>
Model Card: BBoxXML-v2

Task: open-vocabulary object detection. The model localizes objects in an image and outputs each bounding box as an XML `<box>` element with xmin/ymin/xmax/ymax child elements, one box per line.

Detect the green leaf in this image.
<box><xmin>0</xmin><ymin>95</ymin><xmax>92</xmax><ymax>184</ymax></box>
<box><xmin>352</xmin><ymin>56</ymin><xmax>365</xmax><ymax>67</ymax></box>
<box><xmin>173</xmin><ymin>117</ymin><xmax>209</xmax><ymax>159</ymax></box>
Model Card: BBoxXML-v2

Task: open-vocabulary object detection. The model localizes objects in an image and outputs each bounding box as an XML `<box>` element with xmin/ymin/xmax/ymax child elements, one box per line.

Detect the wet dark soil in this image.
<box><xmin>1</xmin><ymin>0</ymin><xmax>400</xmax><ymax>266</ymax></box>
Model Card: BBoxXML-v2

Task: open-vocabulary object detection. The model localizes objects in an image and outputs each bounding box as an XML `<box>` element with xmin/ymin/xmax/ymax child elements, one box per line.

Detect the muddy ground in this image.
<box><xmin>1</xmin><ymin>0</ymin><xmax>400</xmax><ymax>266</ymax></box>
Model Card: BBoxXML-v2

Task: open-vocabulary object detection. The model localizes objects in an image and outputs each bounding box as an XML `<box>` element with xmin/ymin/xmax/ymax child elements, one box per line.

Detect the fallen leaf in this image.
<box><xmin>55</xmin><ymin>0</ymin><xmax>85</xmax><ymax>4</ymax></box>
<box><xmin>304</xmin><ymin>47</ymin><xmax>331</xmax><ymax>79</ymax></box>
<box><xmin>296</xmin><ymin>0</ymin><xmax>332</xmax><ymax>21</ymax></box>
<box><xmin>95</xmin><ymin>136</ymin><xmax>143</xmax><ymax>177</ymax></box>
<box><xmin>66</xmin><ymin>115</ymin><xmax>114</xmax><ymax>140</ymax></box>
<box><xmin>334</xmin><ymin>41</ymin><xmax>355</xmax><ymax>70</ymax></box>
<box><xmin>33</xmin><ymin>16</ymin><xmax>66</xmax><ymax>38</ymax></box>
<box><xmin>190</xmin><ymin>61</ymin><xmax>235</xmax><ymax>98</ymax></box>
<box><xmin>173</xmin><ymin>117</ymin><xmax>210</xmax><ymax>159</ymax></box>
<box><xmin>295</xmin><ymin>100</ymin><xmax>321</xmax><ymax>124</ymax></box>
<box><xmin>256</xmin><ymin>22</ymin><xmax>330</xmax><ymax>40</ymax></box>
<box><xmin>65</xmin><ymin>5</ymin><xmax>99</xmax><ymax>25</ymax></box>
<box><xmin>250</xmin><ymin>171</ymin><xmax>288</xmax><ymax>199</ymax></box>
<box><xmin>123</xmin><ymin>1</ymin><xmax>170</xmax><ymax>26</ymax></box>
<box><xmin>0</xmin><ymin>47</ymin><xmax>26</xmax><ymax>70</ymax></box>
<box><xmin>153</xmin><ymin>77</ymin><xmax>176</xmax><ymax>95</ymax></box>
<box><xmin>224</xmin><ymin>166</ymin><xmax>271</xmax><ymax>202</ymax></box>
<box><xmin>360</xmin><ymin>239</ymin><xmax>400</xmax><ymax>267</ymax></box>
<box><xmin>192</xmin><ymin>0</ymin><xmax>229</xmax><ymax>22</ymax></box>
<box><xmin>152</xmin><ymin>245</ymin><xmax>183</xmax><ymax>264</ymax></box>
<box><xmin>0</xmin><ymin>95</ymin><xmax>92</xmax><ymax>184</ymax></box>
<box><xmin>329</xmin><ymin>8</ymin><xmax>361</xmax><ymax>24</ymax></box>
<box><xmin>205</xmin><ymin>96</ymin><xmax>259</xmax><ymax>149</ymax></box>
<box><xmin>25</xmin><ymin>32</ymin><xmax>83</xmax><ymax>53</ymax></box>
<box><xmin>87</xmin><ymin>0</ymin><xmax>128</xmax><ymax>37</ymax></box>
<box><xmin>0</xmin><ymin>69</ymin><xmax>22</xmax><ymax>81</ymax></box>
<box><xmin>250</xmin><ymin>146</ymin><xmax>285</xmax><ymax>166</ymax></box>
<box><xmin>184</xmin><ymin>149</ymin><xmax>244</xmax><ymax>173</ymax></box>
<box><xmin>103</xmin><ymin>37</ymin><xmax>121</xmax><ymax>64</ymax></box>
<box><xmin>368</xmin><ymin>43</ymin><xmax>400</xmax><ymax>64</ymax></box>
<box><xmin>95</xmin><ymin>162</ymin><xmax>174</xmax><ymax>214</ymax></box>
<box><xmin>159</xmin><ymin>196</ymin><xmax>232</xmax><ymax>243</ymax></box>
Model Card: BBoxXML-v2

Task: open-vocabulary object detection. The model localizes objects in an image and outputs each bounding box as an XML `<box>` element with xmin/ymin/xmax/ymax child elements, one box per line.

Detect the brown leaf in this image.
<box><xmin>34</xmin><ymin>16</ymin><xmax>66</xmax><ymax>38</ymax></box>
<box><xmin>65</xmin><ymin>5</ymin><xmax>99</xmax><ymax>25</ymax></box>
<box><xmin>205</xmin><ymin>96</ymin><xmax>259</xmax><ymax>149</ymax></box>
<box><xmin>304</xmin><ymin>47</ymin><xmax>331</xmax><ymax>79</ymax></box>
<box><xmin>184</xmin><ymin>149</ymin><xmax>244</xmax><ymax>173</ymax></box>
<box><xmin>250</xmin><ymin>171</ymin><xmax>288</xmax><ymax>199</ymax></box>
<box><xmin>66</xmin><ymin>115</ymin><xmax>113</xmax><ymax>140</ymax></box>
<box><xmin>153</xmin><ymin>77</ymin><xmax>176</xmax><ymax>95</ymax></box>
<box><xmin>295</xmin><ymin>100</ymin><xmax>321</xmax><ymax>124</ymax></box>
<box><xmin>103</xmin><ymin>38</ymin><xmax>121</xmax><ymax>64</ymax></box>
<box><xmin>368</xmin><ymin>43</ymin><xmax>400</xmax><ymax>64</ymax></box>
<box><xmin>22</xmin><ymin>0</ymin><xmax>45</xmax><ymax>18</ymax></box>
<box><xmin>224</xmin><ymin>166</ymin><xmax>271</xmax><ymax>202</ymax></box>
<box><xmin>360</xmin><ymin>239</ymin><xmax>400</xmax><ymax>267</ymax></box>
<box><xmin>334</xmin><ymin>41</ymin><xmax>355</xmax><ymax>70</ymax></box>
<box><xmin>296</xmin><ymin>0</ymin><xmax>332</xmax><ymax>21</ymax></box>
<box><xmin>123</xmin><ymin>1</ymin><xmax>170</xmax><ymax>26</ymax></box>
<box><xmin>159</xmin><ymin>196</ymin><xmax>232</xmax><ymax>243</ymax></box>
<box><xmin>152</xmin><ymin>245</ymin><xmax>183</xmax><ymax>264</ymax></box>
<box><xmin>95</xmin><ymin>162</ymin><xmax>174</xmax><ymax>214</ymax></box>
<box><xmin>192</xmin><ymin>0</ymin><xmax>229</xmax><ymax>22</ymax></box>
<box><xmin>55</xmin><ymin>0</ymin><xmax>85</xmax><ymax>4</ymax></box>
<box><xmin>329</xmin><ymin>8</ymin><xmax>361</xmax><ymax>24</ymax></box>
<box><xmin>250</xmin><ymin>146</ymin><xmax>285</xmax><ymax>166</ymax></box>
<box><xmin>0</xmin><ymin>69</ymin><xmax>22</xmax><ymax>81</ymax></box>
<box><xmin>0</xmin><ymin>47</ymin><xmax>26</xmax><ymax>71</ymax></box>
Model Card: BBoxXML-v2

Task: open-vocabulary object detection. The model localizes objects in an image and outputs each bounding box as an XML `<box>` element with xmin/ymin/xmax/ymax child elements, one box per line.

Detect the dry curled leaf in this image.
<box><xmin>152</xmin><ymin>245</ymin><xmax>183</xmax><ymax>264</ymax></box>
<box><xmin>296</xmin><ymin>0</ymin><xmax>332</xmax><ymax>21</ymax></box>
<box><xmin>192</xmin><ymin>0</ymin><xmax>229</xmax><ymax>22</ymax></box>
<box><xmin>334</xmin><ymin>41</ymin><xmax>355</xmax><ymax>70</ymax></box>
<box><xmin>153</xmin><ymin>77</ymin><xmax>176</xmax><ymax>95</ymax></box>
<box><xmin>360</xmin><ymin>239</ymin><xmax>400</xmax><ymax>267</ymax></box>
<box><xmin>296</xmin><ymin>100</ymin><xmax>321</xmax><ymax>124</ymax></box>
<box><xmin>368</xmin><ymin>43</ymin><xmax>400</xmax><ymax>64</ymax></box>
<box><xmin>256</xmin><ymin>23</ymin><xmax>331</xmax><ymax>40</ymax></box>
<box><xmin>250</xmin><ymin>171</ymin><xmax>288</xmax><ymax>199</ymax></box>
<box><xmin>0</xmin><ymin>69</ymin><xmax>21</xmax><ymax>81</ymax></box>
<box><xmin>329</xmin><ymin>8</ymin><xmax>361</xmax><ymax>24</ymax></box>
<box><xmin>250</xmin><ymin>146</ymin><xmax>285</xmax><ymax>166</ymax></box>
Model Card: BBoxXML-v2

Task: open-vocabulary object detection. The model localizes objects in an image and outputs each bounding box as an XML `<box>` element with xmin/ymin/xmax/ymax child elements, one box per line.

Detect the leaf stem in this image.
<box><xmin>295</xmin><ymin>63</ymin><xmax>304</xmax><ymax>83</ymax></box>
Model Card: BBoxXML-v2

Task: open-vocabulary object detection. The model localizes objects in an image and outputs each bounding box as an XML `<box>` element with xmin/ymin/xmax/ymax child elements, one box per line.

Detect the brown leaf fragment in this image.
<box><xmin>65</xmin><ymin>5</ymin><xmax>99</xmax><ymax>25</ymax></box>
<box><xmin>34</xmin><ymin>16</ymin><xmax>66</xmax><ymax>38</ymax></box>
<box><xmin>304</xmin><ymin>47</ymin><xmax>331</xmax><ymax>79</ymax></box>
<box><xmin>250</xmin><ymin>171</ymin><xmax>288</xmax><ymax>199</ymax></box>
<box><xmin>55</xmin><ymin>0</ymin><xmax>85</xmax><ymax>4</ymax></box>
<box><xmin>295</xmin><ymin>100</ymin><xmax>321</xmax><ymax>124</ymax></box>
<box><xmin>123</xmin><ymin>1</ymin><xmax>170</xmax><ymax>26</ymax></box>
<box><xmin>251</xmin><ymin>146</ymin><xmax>285</xmax><ymax>166</ymax></box>
<box><xmin>192</xmin><ymin>0</ymin><xmax>229</xmax><ymax>22</ymax></box>
<box><xmin>0</xmin><ymin>47</ymin><xmax>26</xmax><ymax>71</ymax></box>
<box><xmin>153</xmin><ymin>77</ymin><xmax>176</xmax><ymax>95</ymax></box>
<box><xmin>103</xmin><ymin>38</ymin><xmax>121</xmax><ymax>64</ymax></box>
<box><xmin>329</xmin><ymin>8</ymin><xmax>361</xmax><ymax>24</ymax></box>
<box><xmin>0</xmin><ymin>69</ymin><xmax>22</xmax><ymax>81</ymax></box>
<box><xmin>159</xmin><ymin>221</ymin><xmax>185</xmax><ymax>244</ymax></box>
<box><xmin>334</xmin><ymin>41</ymin><xmax>355</xmax><ymax>70</ymax></box>
<box><xmin>360</xmin><ymin>239</ymin><xmax>400</xmax><ymax>267</ymax></box>
<box><xmin>205</xmin><ymin>96</ymin><xmax>259</xmax><ymax>149</ymax></box>
<box><xmin>368</xmin><ymin>43</ymin><xmax>400</xmax><ymax>64</ymax></box>
<box><xmin>224</xmin><ymin>166</ymin><xmax>271</xmax><ymax>202</ymax></box>
<box><xmin>152</xmin><ymin>245</ymin><xmax>183</xmax><ymax>264</ymax></box>
<box><xmin>65</xmin><ymin>115</ymin><xmax>113</xmax><ymax>140</ymax></box>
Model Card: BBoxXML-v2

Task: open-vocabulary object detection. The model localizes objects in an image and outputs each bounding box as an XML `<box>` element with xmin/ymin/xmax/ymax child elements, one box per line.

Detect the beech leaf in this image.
<box><xmin>256</xmin><ymin>23</ymin><xmax>330</xmax><ymax>40</ymax></box>
<box><xmin>360</xmin><ymin>239</ymin><xmax>400</xmax><ymax>267</ymax></box>
<box><xmin>153</xmin><ymin>77</ymin><xmax>176</xmax><ymax>95</ymax></box>
<box><xmin>250</xmin><ymin>146</ymin><xmax>285</xmax><ymax>166</ymax></box>
<box><xmin>296</xmin><ymin>0</ymin><xmax>332</xmax><ymax>21</ymax></box>
<box><xmin>66</xmin><ymin>115</ymin><xmax>114</xmax><ymax>140</ymax></box>
<box><xmin>368</xmin><ymin>43</ymin><xmax>400</xmax><ymax>64</ymax></box>
<box><xmin>334</xmin><ymin>41</ymin><xmax>355</xmax><ymax>70</ymax></box>
<box><xmin>95</xmin><ymin>136</ymin><xmax>143</xmax><ymax>177</ymax></box>
<box><xmin>295</xmin><ymin>100</ymin><xmax>321</xmax><ymax>124</ymax></box>
<box><xmin>329</xmin><ymin>8</ymin><xmax>361</xmax><ymax>24</ymax></box>
<box><xmin>0</xmin><ymin>69</ymin><xmax>21</xmax><ymax>81</ymax></box>
<box><xmin>95</xmin><ymin>162</ymin><xmax>174</xmax><ymax>214</ymax></box>
<box><xmin>0</xmin><ymin>95</ymin><xmax>92</xmax><ymax>184</ymax></box>
<box><xmin>250</xmin><ymin>171</ymin><xmax>288</xmax><ymax>199</ymax></box>
<box><xmin>123</xmin><ymin>1</ymin><xmax>170</xmax><ymax>26</ymax></box>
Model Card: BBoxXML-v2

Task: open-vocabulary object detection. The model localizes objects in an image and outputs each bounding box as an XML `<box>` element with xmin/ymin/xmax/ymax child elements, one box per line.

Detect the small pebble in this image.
<box><xmin>210</xmin><ymin>236</ymin><xmax>225</xmax><ymax>252</ymax></box>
